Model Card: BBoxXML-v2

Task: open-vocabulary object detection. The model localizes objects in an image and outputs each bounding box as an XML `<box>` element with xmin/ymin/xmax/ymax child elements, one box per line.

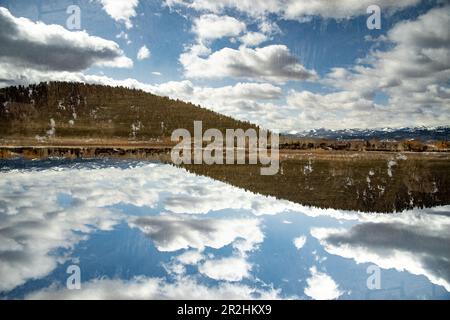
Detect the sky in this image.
<box><xmin>0</xmin><ymin>0</ymin><xmax>449</xmax><ymax>131</ymax></box>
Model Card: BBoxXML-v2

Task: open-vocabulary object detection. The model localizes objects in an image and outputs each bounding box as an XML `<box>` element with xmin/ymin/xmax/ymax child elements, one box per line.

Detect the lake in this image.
<box><xmin>0</xmin><ymin>159</ymin><xmax>449</xmax><ymax>299</ymax></box>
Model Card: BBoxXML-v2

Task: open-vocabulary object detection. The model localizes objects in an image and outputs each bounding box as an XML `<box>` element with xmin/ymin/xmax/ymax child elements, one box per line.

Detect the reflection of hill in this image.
<box><xmin>183</xmin><ymin>152</ymin><xmax>450</xmax><ymax>213</ymax></box>
<box><xmin>0</xmin><ymin>147</ymin><xmax>449</xmax><ymax>213</ymax></box>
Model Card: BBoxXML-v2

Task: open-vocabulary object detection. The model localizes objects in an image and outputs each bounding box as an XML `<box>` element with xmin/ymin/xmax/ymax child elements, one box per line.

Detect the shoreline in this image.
<box><xmin>1</xmin><ymin>145</ymin><xmax>449</xmax><ymax>161</ymax></box>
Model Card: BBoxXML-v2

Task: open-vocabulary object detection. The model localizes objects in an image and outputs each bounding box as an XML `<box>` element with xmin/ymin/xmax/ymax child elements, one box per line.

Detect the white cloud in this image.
<box><xmin>176</xmin><ymin>250</ymin><xmax>204</xmax><ymax>265</ymax></box>
<box><xmin>283</xmin><ymin>0</ymin><xmax>421</xmax><ymax>20</ymax></box>
<box><xmin>0</xmin><ymin>7</ymin><xmax>132</xmax><ymax>74</ymax></box>
<box><xmin>239</xmin><ymin>32</ymin><xmax>268</xmax><ymax>47</ymax></box>
<box><xmin>293</xmin><ymin>235</ymin><xmax>307</xmax><ymax>250</ymax></box>
<box><xmin>180</xmin><ymin>44</ymin><xmax>317</xmax><ymax>83</ymax></box>
<box><xmin>165</xmin><ymin>0</ymin><xmax>420</xmax><ymax>20</ymax></box>
<box><xmin>199</xmin><ymin>257</ymin><xmax>251</xmax><ymax>281</ymax></box>
<box><xmin>304</xmin><ymin>267</ymin><xmax>343</xmax><ymax>300</ymax></box>
<box><xmin>193</xmin><ymin>14</ymin><xmax>246</xmax><ymax>42</ymax></box>
<box><xmin>285</xmin><ymin>5</ymin><xmax>450</xmax><ymax>130</ymax></box>
<box><xmin>137</xmin><ymin>45</ymin><xmax>151</xmax><ymax>60</ymax></box>
<box><xmin>286</xmin><ymin>90</ymin><xmax>382</xmax><ymax>129</ymax></box>
<box><xmin>26</xmin><ymin>275</ymin><xmax>284</xmax><ymax>300</ymax></box>
<box><xmin>151</xmin><ymin>80</ymin><xmax>282</xmax><ymax>102</ymax></box>
<box><xmin>116</xmin><ymin>31</ymin><xmax>129</xmax><ymax>40</ymax></box>
<box><xmin>151</xmin><ymin>71</ymin><xmax>162</xmax><ymax>76</ymax></box>
<box><xmin>98</xmin><ymin>0</ymin><xmax>139</xmax><ymax>29</ymax></box>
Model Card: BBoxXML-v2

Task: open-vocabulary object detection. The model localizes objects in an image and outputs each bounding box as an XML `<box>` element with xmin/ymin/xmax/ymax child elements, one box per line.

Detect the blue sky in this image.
<box><xmin>0</xmin><ymin>0</ymin><xmax>448</xmax><ymax>131</ymax></box>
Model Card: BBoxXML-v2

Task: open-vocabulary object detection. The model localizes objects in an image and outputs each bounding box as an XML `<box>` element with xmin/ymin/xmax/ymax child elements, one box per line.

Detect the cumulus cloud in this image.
<box><xmin>137</xmin><ymin>45</ymin><xmax>151</xmax><ymax>60</ymax></box>
<box><xmin>283</xmin><ymin>0</ymin><xmax>421</xmax><ymax>20</ymax></box>
<box><xmin>26</xmin><ymin>275</ymin><xmax>284</xmax><ymax>300</ymax></box>
<box><xmin>176</xmin><ymin>250</ymin><xmax>204</xmax><ymax>265</ymax></box>
<box><xmin>180</xmin><ymin>44</ymin><xmax>317</xmax><ymax>83</ymax></box>
<box><xmin>239</xmin><ymin>32</ymin><xmax>269</xmax><ymax>47</ymax></box>
<box><xmin>304</xmin><ymin>266</ymin><xmax>343</xmax><ymax>300</ymax></box>
<box><xmin>98</xmin><ymin>0</ymin><xmax>139</xmax><ymax>29</ymax></box>
<box><xmin>193</xmin><ymin>14</ymin><xmax>246</xmax><ymax>42</ymax></box>
<box><xmin>151</xmin><ymin>80</ymin><xmax>282</xmax><ymax>102</ymax></box>
<box><xmin>199</xmin><ymin>257</ymin><xmax>251</xmax><ymax>281</ymax></box>
<box><xmin>335</xmin><ymin>5</ymin><xmax>450</xmax><ymax>98</ymax></box>
<box><xmin>165</xmin><ymin>0</ymin><xmax>420</xmax><ymax>20</ymax></box>
<box><xmin>0</xmin><ymin>7</ymin><xmax>132</xmax><ymax>74</ymax></box>
<box><xmin>286</xmin><ymin>90</ymin><xmax>383</xmax><ymax>129</ymax></box>
<box><xmin>285</xmin><ymin>5</ymin><xmax>450</xmax><ymax>129</ymax></box>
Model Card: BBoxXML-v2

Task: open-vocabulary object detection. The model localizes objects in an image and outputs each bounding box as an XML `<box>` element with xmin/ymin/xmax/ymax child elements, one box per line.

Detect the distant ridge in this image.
<box><xmin>288</xmin><ymin>126</ymin><xmax>450</xmax><ymax>141</ymax></box>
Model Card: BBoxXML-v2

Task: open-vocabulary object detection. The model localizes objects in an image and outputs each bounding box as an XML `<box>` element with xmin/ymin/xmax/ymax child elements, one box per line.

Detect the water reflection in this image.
<box><xmin>0</xmin><ymin>159</ymin><xmax>449</xmax><ymax>299</ymax></box>
<box><xmin>183</xmin><ymin>153</ymin><xmax>450</xmax><ymax>213</ymax></box>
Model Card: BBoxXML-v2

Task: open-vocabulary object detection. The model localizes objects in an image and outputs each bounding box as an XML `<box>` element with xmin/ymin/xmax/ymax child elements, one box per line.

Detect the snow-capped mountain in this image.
<box><xmin>287</xmin><ymin>126</ymin><xmax>450</xmax><ymax>141</ymax></box>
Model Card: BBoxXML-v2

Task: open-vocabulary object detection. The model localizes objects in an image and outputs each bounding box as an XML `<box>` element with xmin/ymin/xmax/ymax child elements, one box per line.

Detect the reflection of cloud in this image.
<box><xmin>163</xmin><ymin>178</ymin><xmax>302</xmax><ymax>216</ymax></box>
<box><xmin>128</xmin><ymin>195</ymin><xmax>267</xmax><ymax>284</ymax></box>
<box><xmin>26</xmin><ymin>275</ymin><xmax>284</xmax><ymax>300</ymax></box>
<box><xmin>2</xmin><ymin>161</ymin><xmax>449</xmax><ymax>295</ymax></box>
<box><xmin>128</xmin><ymin>215</ymin><xmax>263</xmax><ymax>253</ymax></box>
<box><xmin>311</xmin><ymin>213</ymin><xmax>450</xmax><ymax>291</ymax></box>
<box><xmin>0</xmin><ymin>203</ymin><xmax>120</xmax><ymax>292</ymax></box>
<box><xmin>293</xmin><ymin>235</ymin><xmax>307</xmax><ymax>250</ymax></box>
<box><xmin>199</xmin><ymin>257</ymin><xmax>251</xmax><ymax>282</ymax></box>
<box><xmin>304</xmin><ymin>267</ymin><xmax>343</xmax><ymax>300</ymax></box>
<box><xmin>1</xmin><ymin>162</ymin><xmax>296</xmax><ymax>292</ymax></box>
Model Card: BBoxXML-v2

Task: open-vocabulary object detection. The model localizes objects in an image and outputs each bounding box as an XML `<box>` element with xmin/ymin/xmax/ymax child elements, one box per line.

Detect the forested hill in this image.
<box><xmin>0</xmin><ymin>82</ymin><xmax>259</xmax><ymax>144</ymax></box>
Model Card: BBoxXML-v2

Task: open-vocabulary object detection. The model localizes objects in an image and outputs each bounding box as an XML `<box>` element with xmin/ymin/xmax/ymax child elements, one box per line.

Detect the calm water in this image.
<box><xmin>0</xmin><ymin>159</ymin><xmax>449</xmax><ymax>300</ymax></box>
